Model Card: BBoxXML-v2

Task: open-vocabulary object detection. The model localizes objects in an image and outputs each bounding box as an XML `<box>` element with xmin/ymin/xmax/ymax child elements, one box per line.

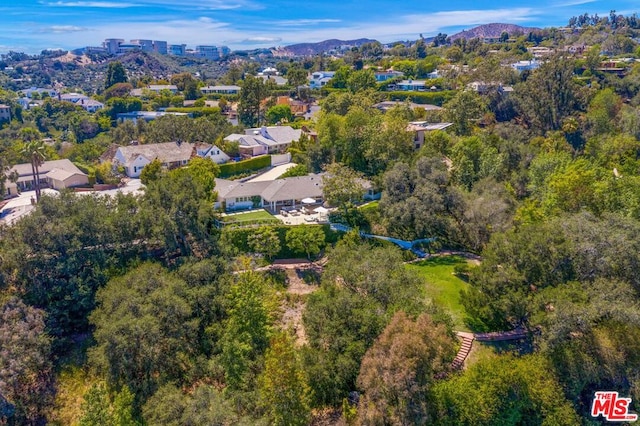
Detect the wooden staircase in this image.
<box><xmin>451</xmin><ymin>332</ymin><xmax>475</xmax><ymax>370</ymax></box>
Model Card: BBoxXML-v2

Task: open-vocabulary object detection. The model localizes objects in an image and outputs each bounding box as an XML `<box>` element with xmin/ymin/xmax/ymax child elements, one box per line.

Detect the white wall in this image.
<box><xmin>271</xmin><ymin>152</ymin><xmax>291</xmax><ymax>166</ymax></box>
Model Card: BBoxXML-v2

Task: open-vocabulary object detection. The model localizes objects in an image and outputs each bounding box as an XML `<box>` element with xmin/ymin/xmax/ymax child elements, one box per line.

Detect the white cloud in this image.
<box><xmin>552</xmin><ymin>0</ymin><xmax>596</xmax><ymax>6</ymax></box>
<box><xmin>41</xmin><ymin>25</ymin><xmax>90</xmax><ymax>33</ymax></box>
<box><xmin>252</xmin><ymin>8</ymin><xmax>538</xmax><ymax>46</ymax></box>
<box><xmin>270</xmin><ymin>19</ymin><xmax>342</xmax><ymax>27</ymax></box>
<box><xmin>4</xmin><ymin>5</ymin><xmax>541</xmax><ymax>52</ymax></box>
<box><xmin>233</xmin><ymin>36</ymin><xmax>283</xmax><ymax>44</ymax></box>
<box><xmin>43</xmin><ymin>1</ymin><xmax>139</xmax><ymax>7</ymax></box>
<box><xmin>125</xmin><ymin>0</ymin><xmax>257</xmax><ymax>10</ymax></box>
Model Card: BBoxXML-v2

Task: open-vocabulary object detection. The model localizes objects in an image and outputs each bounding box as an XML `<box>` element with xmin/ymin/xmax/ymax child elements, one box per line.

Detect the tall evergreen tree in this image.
<box><xmin>238</xmin><ymin>75</ymin><xmax>264</xmax><ymax>127</ymax></box>
<box><xmin>105</xmin><ymin>61</ymin><xmax>128</xmax><ymax>89</ymax></box>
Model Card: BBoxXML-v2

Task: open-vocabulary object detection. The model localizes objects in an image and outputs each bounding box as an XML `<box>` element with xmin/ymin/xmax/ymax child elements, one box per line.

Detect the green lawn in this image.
<box><xmin>406</xmin><ymin>255</ymin><xmax>472</xmax><ymax>331</ymax></box>
<box><xmin>222</xmin><ymin>209</ymin><xmax>278</xmax><ymax>223</ymax></box>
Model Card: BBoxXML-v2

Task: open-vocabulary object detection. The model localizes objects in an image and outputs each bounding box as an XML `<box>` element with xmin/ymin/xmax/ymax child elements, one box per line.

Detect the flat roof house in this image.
<box><xmin>200</xmin><ymin>85</ymin><xmax>241</xmax><ymax>95</ymax></box>
<box><xmin>407</xmin><ymin>121</ymin><xmax>453</xmax><ymax>149</ymax></box>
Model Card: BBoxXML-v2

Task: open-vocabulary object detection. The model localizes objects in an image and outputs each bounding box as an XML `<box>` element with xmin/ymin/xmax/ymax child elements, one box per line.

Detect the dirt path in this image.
<box><xmin>280</xmin><ymin>267</ymin><xmax>321</xmax><ymax>346</ymax></box>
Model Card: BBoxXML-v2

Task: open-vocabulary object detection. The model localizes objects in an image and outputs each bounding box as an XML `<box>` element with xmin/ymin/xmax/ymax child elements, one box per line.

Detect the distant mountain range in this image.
<box><xmin>274</xmin><ymin>38</ymin><xmax>378</xmax><ymax>56</ymax></box>
<box><xmin>448</xmin><ymin>23</ymin><xmax>541</xmax><ymax>41</ymax></box>
<box><xmin>273</xmin><ymin>23</ymin><xmax>541</xmax><ymax>56</ymax></box>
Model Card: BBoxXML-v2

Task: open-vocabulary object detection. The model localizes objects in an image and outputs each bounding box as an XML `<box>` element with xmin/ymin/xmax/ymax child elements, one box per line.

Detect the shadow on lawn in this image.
<box><xmin>413</xmin><ymin>255</ymin><xmax>466</xmax><ymax>267</ymax></box>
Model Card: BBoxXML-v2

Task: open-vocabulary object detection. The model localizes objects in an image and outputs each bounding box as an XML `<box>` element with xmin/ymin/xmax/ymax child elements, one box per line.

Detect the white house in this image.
<box><xmin>393</xmin><ymin>80</ymin><xmax>428</xmax><ymax>91</ymax></box>
<box><xmin>76</xmin><ymin>98</ymin><xmax>104</xmax><ymax>113</ymax></box>
<box><xmin>200</xmin><ymin>85</ymin><xmax>241</xmax><ymax>95</ymax></box>
<box><xmin>374</xmin><ymin>70</ymin><xmax>404</xmax><ymax>82</ymax></box>
<box><xmin>309</xmin><ymin>71</ymin><xmax>335</xmax><ymax>89</ymax></box>
<box><xmin>510</xmin><ymin>60</ymin><xmax>541</xmax><ymax>72</ymax></box>
<box><xmin>116</xmin><ymin>111</ymin><xmax>190</xmax><ymax>124</ymax></box>
<box><xmin>195</xmin><ymin>143</ymin><xmax>230</xmax><ymax>164</ymax></box>
<box><xmin>105</xmin><ymin>141</ymin><xmax>228</xmax><ymax>177</ymax></box>
<box><xmin>215</xmin><ymin>174</ymin><xmax>325</xmax><ymax>211</ymax></box>
<box><xmin>110</xmin><ymin>142</ymin><xmax>195</xmax><ymax>177</ymax></box>
<box><xmin>59</xmin><ymin>92</ymin><xmax>89</xmax><ymax>103</ymax></box>
<box><xmin>20</xmin><ymin>87</ymin><xmax>58</xmax><ymax>98</ymax></box>
<box><xmin>215</xmin><ymin>173</ymin><xmax>376</xmax><ymax>212</ymax></box>
<box><xmin>147</xmin><ymin>85</ymin><xmax>178</xmax><ymax>94</ymax></box>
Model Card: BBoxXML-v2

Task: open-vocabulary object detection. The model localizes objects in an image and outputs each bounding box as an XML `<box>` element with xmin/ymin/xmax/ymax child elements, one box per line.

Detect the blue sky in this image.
<box><xmin>0</xmin><ymin>0</ymin><xmax>637</xmax><ymax>53</ymax></box>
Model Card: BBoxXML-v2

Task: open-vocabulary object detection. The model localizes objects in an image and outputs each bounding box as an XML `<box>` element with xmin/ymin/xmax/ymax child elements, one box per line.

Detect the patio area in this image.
<box><xmin>274</xmin><ymin>204</ymin><xmax>330</xmax><ymax>225</ymax></box>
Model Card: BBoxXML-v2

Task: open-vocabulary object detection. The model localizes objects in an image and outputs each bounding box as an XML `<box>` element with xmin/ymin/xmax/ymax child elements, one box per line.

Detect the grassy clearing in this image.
<box><xmin>222</xmin><ymin>209</ymin><xmax>278</xmax><ymax>224</ymax></box>
<box><xmin>406</xmin><ymin>255</ymin><xmax>471</xmax><ymax>331</ymax></box>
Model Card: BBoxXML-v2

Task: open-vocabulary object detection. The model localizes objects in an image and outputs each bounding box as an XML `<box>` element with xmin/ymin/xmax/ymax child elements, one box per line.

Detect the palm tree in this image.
<box><xmin>20</xmin><ymin>128</ymin><xmax>46</xmax><ymax>202</ymax></box>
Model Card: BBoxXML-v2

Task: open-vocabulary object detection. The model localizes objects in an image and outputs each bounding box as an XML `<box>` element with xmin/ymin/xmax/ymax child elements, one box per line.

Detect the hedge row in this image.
<box><xmin>383</xmin><ymin>90</ymin><xmax>455</xmax><ymax>106</ymax></box>
<box><xmin>164</xmin><ymin>107</ymin><xmax>222</xmax><ymax>117</ymax></box>
<box><xmin>222</xmin><ymin>224</ymin><xmax>340</xmax><ymax>259</ymax></box>
<box><xmin>219</xmin><ymin>155</ymin><xmax>272</xmax><ymax>178</ymax></box>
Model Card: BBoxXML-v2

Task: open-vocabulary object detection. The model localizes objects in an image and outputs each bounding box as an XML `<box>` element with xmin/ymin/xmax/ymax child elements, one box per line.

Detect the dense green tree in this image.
<box><xmin>143</xmin><ymin>384</ymin><xmax>243</xmax><ymax>425</ymax></box>
<box><xmin>321</xmin><ymin>163</ymin><xmax>365</xmax><ymax>209</ymax></box>
<box><xmin>90</xmin><ymin>263</ymin><xmax>199</xmax><ymax>405</ymax></box>
<box><xmin>141</xmin><ymin>162</ymin><xmax>219</xmax><ymax>258</ymax></box>
<box><xmin>258</xmin><ymin>333</ymin><xmax>311</xmax><ymax>426</ymax></box>
<box><xmin>347</xmin><ymin>69</ymin><xmax>376</xmax><ymax>93</ymax></box>
<box><xmin>0</xmin><ymin>192</ymin><xmax>150</xmax><ymax>338</ymax></box>
<box><xmin>327</xmin><ymin>66</ymin><xmax>351</xmax><ymax>89</ymax></box>
<box><xmin>238</xmin><ymin>75</ymin><xmax>265</xmax><ymax>127</ymax></box>
<box><xmin>303</xmin><ymin>242</ymin><xmax>426</xmax><ymax>406</ymax></box>
<box><xmin>0</xmin><ymin>298</ymin><xmax>53</xmax><ymax>425</ymax></box>
<box><xmin>531</xmin><ymin>280</ymin><xmax>640</xmax><ymax>414</ymax></box>
<box><xmin>365</xmin><ymin>112</ymin><xmax>414</xmax><ymax>175</ymax></box>
<box><xmin>461</xmin><ymin>178</ymin><xmax>515</xmax><ymax>252</ymax></box>
<box><xmin>380</xmin><ymin>157</ymin><xmax>465</xmax><ymax>242</ymax></box>
<box><xmin>444</xmin><ymin>90</ymin><xmax>486</xmax><ymax>136</ymax></box>
<box><xmin>105</xmin><ymin>97</ymin><xmax>142</xmax><ymax>122</ymax></box>
<box><xmin>285</xmin><ymin>226</ymin><xmax>326</xmax><ymax>260</ymax></box>
<box><xmin>462</xmin><ymin>212</ymin><xmax>640</xmax><ymax>331</ymax></box>
<box><xmin>357</xmin><ymin>312</ymin><xmax>456</xmax><ymax>425</ymax></box>
<box><xmin>286</xmin><ymin>65</ymin><xmax>308</xmax><ymax>88</ymax></box>
<box><xmin>219</xmin><ymin>270</ymin><xmax>278</xmax><ymax>393</ymax></box>
<box><xmin>585</xmin><ymin>87</ymin><xmax>622</xmax><ymax>136</ymax></box>
<box><xmin>103</xmin><ymin>82</ymin><xmax>134</xmax><ymax>100</ymax></box>
<box><xmin>432</xmin><ymin>354</ymin><xmax>580</xmax><ymax>425</ymax></box>
<box><xmin>247</xmin><ymin>226</ymin><xmax>281</xmax><ymax>260</ymax></box>
<box><xmin>515</xmin><ymin>56</ymin><xmax>582</xmax><ymax>133</ymax></box>
<box><xmin>139</xmin><ymin>158</ymin><xmax>162</xmax><ymax>185</ymax></box>
<box><xmin>79</xmin><ymin>383</ymin><xmax>138</xmax><ymax>426</ymax></box>
<box><xmin>105</xmin><ymin>61</ymin><xmax>128</xmax><ymax>89</ymax></box>
<box><xmin>265</xmin><ymin>104</ymin><xmax>293</xmax><ymax>124</ymax></box>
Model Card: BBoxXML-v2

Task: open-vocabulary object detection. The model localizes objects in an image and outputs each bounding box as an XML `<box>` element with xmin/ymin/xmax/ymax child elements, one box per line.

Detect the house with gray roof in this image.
<box><xmin>215</xmin><ymin>173</ymin><xmax>376</xmax><ymax>212</ymax></box>
<box><xmin>105</xmin><ymin>141</ymin><xmax>228</xmax><ymax>178</ymax></box>
<box><xmin>8</xmin><ymin>159</ymin><xmax>89</xmax><ymax>192</ymax></box>
<box><xmin>110</xmin><ymin>142</ymin><xmax>194</xmax><ymax>177</ymax></box>
<box><xmin>215</xmin><ymin>174</ymin><xmax>324</xmax><ymax>211</ymax></box>
<box><xmin>224</xmin><ymin>125</ymin><xmax>303</xmax><ymax>157</ymax></box>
